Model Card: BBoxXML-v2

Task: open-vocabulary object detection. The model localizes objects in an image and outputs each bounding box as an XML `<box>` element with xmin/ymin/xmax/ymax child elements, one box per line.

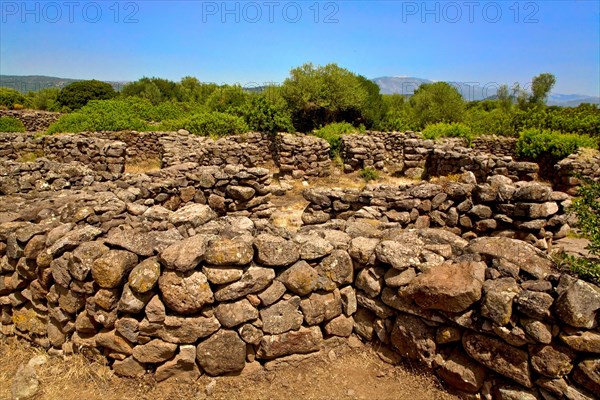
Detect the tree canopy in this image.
<box><xmin>57</xmin><ymin>80</ymin><xmax>116</xmax><ymax>110</ymax></box>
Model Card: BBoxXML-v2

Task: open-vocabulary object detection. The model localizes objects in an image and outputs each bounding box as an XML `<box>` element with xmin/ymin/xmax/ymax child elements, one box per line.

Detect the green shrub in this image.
<box><xmin>238</xmin><ymin>94</ymin><xmax>294</xmax><ymax>134</ymax></box>
<box><xmin>159</xmin><ymin>111</ymin><xmax>248</xmax><ymax>138</ymax></box>
<box><xmin>515</xmin><ymin>128</ymin><xmax>598</xmax><ymax>160</ymax></box>
<box><xmin>359</xmin><ymin>167</ymin><xmax>380</xmax><ymax>182</ymax></box>
<box><xmin>558</xmin><ymin>179</ymin><xmax>600</xmax><ymax>284</ymax></box>
<box><xmin>422</xmin><ymin>122</ymin><xmax>474</xmax><ymax>145</ymax></box>
<box><xmin>467</xmin><ymin>109</ymin><xmax>515</xmax><ymax>137</ymax></box>
<box><xmin>313</xmin><ymin>122</ymin><xmax>360</xmax><ymax>158</ymax></box>
<box><xmin>0</xmin><ymin>88</ymin><xmax>26</xmax><ymax>109</ymax></box>
<box><xmin>46</xmin><ymin>99</ymin><xmax>151</xmax><ymax>134</ymax></box>
<box><xmin>57</xmin><ymin>80</ymin><xmax>117</xmax><ymax>110</ymax></box>
<box><xmin>25</xmin><ymin>88</ymin><xmax>61</xmax><ymax>111</ymax></box>
<box><xmin>0</xmin><ymin>116</ymin><xmax>26</xmax><ymax>132</ymax></box>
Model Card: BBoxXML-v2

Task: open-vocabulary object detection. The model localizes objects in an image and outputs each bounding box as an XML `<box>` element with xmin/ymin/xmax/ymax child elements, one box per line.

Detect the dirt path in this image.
<box><xmin>0</xmin><ymin>336</ymin><xmax>459</xmax><ymax>400</ymax></box>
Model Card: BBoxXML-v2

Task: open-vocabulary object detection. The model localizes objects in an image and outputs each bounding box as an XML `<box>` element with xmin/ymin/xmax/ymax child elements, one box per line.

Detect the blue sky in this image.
<box><xmin>1</xmin><ymin>0</ymin><xmax>599</xmax><ymax>95</ymax></box>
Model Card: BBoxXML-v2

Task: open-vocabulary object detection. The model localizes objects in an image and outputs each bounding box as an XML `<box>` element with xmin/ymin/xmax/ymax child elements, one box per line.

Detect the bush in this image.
<box><xmin>515</xmin><ymin>129</ymin><xmax>598</xmax><ymax>160</ymax></box>
<box><xmin>359</xmin><ymin>167</ymin><xmax>379</xmax><ymax>182</ymax></box>
<box><xmin>57</xmin><ymin>80</ymin><xmax>117</xmax><ymax>110</ymax></box>
<box><xmin>0</xmin><ymin>88</ymin><xmax>26</xmax><ymax>109</ymax></box>
<box><xmin>422</xmin><ymin>122</ymin><xmax>474</xmax><ymax>145</ymax></box>
<box><xmin>313</xmin><ymin>122</ymin><xmax>361</xmax><ymax>158</ymax></box>
<box><xmin>46</xmin><ymin>99</ymin><xmax>151</xmax><ymax>134</ymax></box>
<box><xmin>159</xmin><ymin>112</ymin><xmax>248</xmax><ymax>138</ymax></box>
<box><xmin>558</xmin><ymin>179</ymin><xmax>600</xmax><ymax>284</ymax></box>
<box><xmin>236</xmin><ymin>94</ymin><xmax>294</xmax><ymax>134</ymax></box>
<box><xmin>0</xmin><ymin>116</ymin><xmax>26</xmax><ymax>132</ymax></box>
<box><xmin>25</xmin><ymin>88</ymin><xmax>61</xmax><ymax>111</ymax></box>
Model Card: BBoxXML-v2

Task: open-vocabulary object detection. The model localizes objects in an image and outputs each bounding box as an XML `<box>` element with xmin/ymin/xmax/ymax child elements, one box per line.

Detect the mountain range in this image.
<box><xmin>373</xmin><ymin>76</ymin><xmax>599</xmax><ymax>107</ymax></box>
<box><xmin>1</xmin><ymin>74</ymin><xmax>598</xmax><ymax>107</ymax></box>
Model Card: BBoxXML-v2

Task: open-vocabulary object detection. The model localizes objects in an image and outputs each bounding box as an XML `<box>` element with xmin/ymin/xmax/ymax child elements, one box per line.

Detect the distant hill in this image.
<box><xmin>372</xmin><ymin>76</ymin><xmax>599</xmax><ymax>107</ymax></box>
<box><xmin>0</xmin><ymin>75</ymin><xmax>129</xmax><ymax>93</ymax></box>
<box><xmin>2</xmin><ymin>74</ymin><xmax>597</xmax><ymax>107</ymax></box>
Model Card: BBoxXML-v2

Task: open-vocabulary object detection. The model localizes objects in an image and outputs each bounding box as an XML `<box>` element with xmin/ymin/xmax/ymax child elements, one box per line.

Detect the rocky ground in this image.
<box><xmin>0</xmin><ymin>335</ymin><xmax>459</xmax><ymax>400</ymax></box>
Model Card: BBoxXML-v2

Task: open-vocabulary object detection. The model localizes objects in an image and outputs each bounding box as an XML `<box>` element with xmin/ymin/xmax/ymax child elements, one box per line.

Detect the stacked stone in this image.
<box><xmin>427</xmin><ymin>145</ymin><xmax>539</xmax><ymax>182</ymax></box>
<box><xmin>340</xmin><ymin>134</ymin><xmax>386</xmax><ymax>172</ymax></box>
<box><xmin>77</xmin><ymin>131</ymin><xmax>167</xmax><ymax>162</ymax></box>
<box><xmin>41</xmin><ymin>135</ymin><xmax>126</xmax><ymax>173</ymax></box>
<box><xmin>555</xmin><ymin>150</ymin><xmax>600</xmax><ymax>195</ymax></box>
<box><xmin>302</xmin><ymin>177</ymin><xmax>573</xmax><ymax>249</ymax></box>
<box><xmin>274</xmin><ymin>133</ymin><xmax>331</xmax><ymax>179</ymax></box>
<box><xmin>0</xmin><ymin>110</ymin><xmax>61</xmax><ymax>132</ymax></box>
<box><xmin>472</xmin><ymin>136</ymin><xmax>518</xmax><ymax>157</ymax></box>
<box><xmin>159</xmin><ymin>131</ymin><xmax>273</xmax><ymax>169</ymax></box>
<box><xmin>0</xmin><ymin>132</ymin><xmax>42</xmax><ymax>160</ymax></box>
<box><xmin>0</xmin><ymin>159</ymin><xmax>103</xmax><ymax>195</ymax></box>
<box><xmin>123</xmin><ymin>164</ymin><xmax>276</xmax><ymax>219</ymax></box>
<box><xmin>1</xmin><ymin>211</ymin><xmax>598</xmax><ymax>398</ymax></box>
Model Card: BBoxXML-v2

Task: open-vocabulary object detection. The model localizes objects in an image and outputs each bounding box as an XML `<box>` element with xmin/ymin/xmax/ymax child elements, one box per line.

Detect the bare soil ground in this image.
<box><xmin>0</xmin><ymin>336</ymin><xmax>459</xmax><ymax>400</ymax></box>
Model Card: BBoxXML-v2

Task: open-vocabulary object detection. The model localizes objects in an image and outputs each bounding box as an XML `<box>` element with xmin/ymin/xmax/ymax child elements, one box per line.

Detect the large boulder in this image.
<box><xmin>315</xmin><ymin>249</ymin><xmax>353</xmax><ymax>291</ymax></box>
<box><xmin>257</xmin><ymin>326</ymin><xmax>323</xmax><ymax>360</ymax></box>
<box><xmin>91</xmin><ymin>250</ymin><xmax>138</xmax><ymax>289</ymax></box>
<box><xmin>128</xmin><ymin>257</ymin><xmax>161</xmax><ymax>293</ymax></box>
<box><xmin>480</xmin><ymin>277</ymin><xmax>521</xmax><ymax>326</ymax></box>
<box><xmin>158</xmin><ymin>270</ymin><xmax>214</xmax><ymax>314</ymax></box>
<box><xmin>253</xmin><ymin>234</ymin><xmax>299</xmax><ymax>267</ymax></box>
<box><xmin>390</xmin><ymin>313</ymin><xmax>436</xmax><ymax>367</ymax></box>
<box><xmin>260</xmin><ymin>296</ymin><xmax>304</xmax><ymax>334</ymax></box>
<box><xmin>278</xmin><ymin>260</ymin><xmax>318</xmax><ymax>296</ymax></box>
<box><xmin>132</xmin><ymin>339</ymin><xmax>178</xmax><ymax>363</ymax></box>
<box><xmin>196</xmin><ymin>330</ymin><xmax>246</xmax><ymax>376</ymax></box>
<box><xmin>466</xmin><ymin>237</ymin><xmax>554</xmax><ymax>279</ymax></box>
<box><xmin>168</xmin><ymin>203</ymin><xmax>216</xmax><ymax>228</ymax></box>
<box><xmin>204</xmin><ymin>238</ymin><xmax>254</xmax><ymax>266</ymax></box>
<box><xmin>213</xmin><ymin>265</ymin><xmax>275</xmax><ymax>302</ymax></box>
<box><xmin>158</xmin><ymin>235</ymin><xmax>213</xmax><ymax>272</ymax></box>
<box><xmin>437</xmin><ymin>349</ymin><xmax>487</xmax><ymax>394</ymax></box>
<box><xmin>463</xmin><ymin>332</ymin><xmax>532</xmax><ymax>388</ymax></box>
<box><xmin>554</xmin><ymin>278</ymin><xmax>600</xmax><ymax>329</ymax></box>
<box><xmin>214</xmin><ymin>299</ymin><xmax>258</xmax><ymax>328</ymax></box>
<box><xmin>406</xmin><ymin>261</ymin><xmax>485</xmax><ymax>313</ymax></box>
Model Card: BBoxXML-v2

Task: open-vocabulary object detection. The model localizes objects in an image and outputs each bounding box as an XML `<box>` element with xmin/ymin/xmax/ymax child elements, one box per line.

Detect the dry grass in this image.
<box><xmin>124</xmin><ymin>157</ymin><xmax>162</xmax><ymax>174</ymax></box>
<box><xmin>0</xmin><ymin>337</ymin><xmax>458</xmax><ymax>400</ymax></box>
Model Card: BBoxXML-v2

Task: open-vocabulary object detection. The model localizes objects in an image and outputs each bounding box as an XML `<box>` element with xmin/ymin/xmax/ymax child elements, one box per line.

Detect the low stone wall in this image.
<box><xmin>340</xmin><ymin>133</ymin><xmax>535</xmax><ymax>182</ymax></box>
<box><xmin>472</xmin><ymin>136</ymin><xmax>518</xmax><ymax>157</ymax></box>
<box><xmin>426</xmin><ymin>143</ymin><xmax>540</xmax><ymax>182</ymax></box>
<box><xmin>160</xmin><ymin>131</ymin><xmax>274</xmax><ymax>169</ymax></box>
<box><xmin>555</xmin><ymin>150</ymin><xmax>600</xmax><ymax>195</ymax></box>
<box><xmin>0</xmin><ymin>161</ymin><xmax>276</xmax><ymax>220</ymax></box>
<box><xmin>0</xmin><ymin>132</ymin><xmax>126</xmax><ymax>173</ymax></box>
<box><xmin>302</xmin><ymin>177</ymin><xmax>573</xmax><ymax>249</ymax></box>
<box><xmin>274</xmin><ymin>133</ymin><xmax>331</xmax><ymax>179</ymax></box>
<box><xmin>0</xmin><ymin>110</ymin><xmax>62</xmax><ymax>132</ymax></box>
<box><xmin>0</xmin><ymin>202</ymin><xmax>598</xmax><ymax>399</ymax></box>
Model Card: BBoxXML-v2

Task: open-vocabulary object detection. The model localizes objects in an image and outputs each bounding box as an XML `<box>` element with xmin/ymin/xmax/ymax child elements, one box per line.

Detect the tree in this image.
<box><xmin>0</xmin><ymin>88</ymin><xmax>26</xmax><ymax>109</ymax></box>
<box><xmin>530</xmin><ymin>73</ymin><xmax>556</xmax><ymax>105</ymax></box>
<box><xmin>281</xmin><ymin>63</ymin><xmax>375</xmax><ymax>132</ymax></box>
<box><xmin>496</xmin><ymin>84</ymin><xmax>512</xmax><ymax>112</ymax></box>
<box><xmin>57</xmin><ymin>80</ymin><xmax>116</xmax><ymax>110</ymax></box>
<box><xmin>205</xmin><ymin>85</ymin><xmax>249</xmax><ymax>113</ymax></box>
<box><xmin>122</xmin><ymin>77</ymin><xmax>182</xmax><ymax>104</ymax></box>
<box><xmin>26</xmin><ymin>88</ymin><xmax>61</xmax><ymax>111</ymax></box>
<box><xmin>409</xmin><ymin>82</ymin><xmax>465</xmax><ymax>129</ymax></box>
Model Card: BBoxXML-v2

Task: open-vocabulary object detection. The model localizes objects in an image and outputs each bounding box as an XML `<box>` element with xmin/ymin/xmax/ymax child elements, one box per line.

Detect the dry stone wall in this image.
<box><xmin>302</xmin><ymin>176</ymin><xmax>573</xmax><ymax>250</ymax></box>
<box><xmin>0</xmin><ymin>191</ymin><xmax>598</xmax><ymax>399</ymax></box>
<box><xmin>274</xmin><ymin>134</ymin><xmax>332</xmax><ymax>179</ymax></box>
<box><xmin>0</xmin><ymin>110</ymin><xmax>62</xmax><ymax>132</ymax></box>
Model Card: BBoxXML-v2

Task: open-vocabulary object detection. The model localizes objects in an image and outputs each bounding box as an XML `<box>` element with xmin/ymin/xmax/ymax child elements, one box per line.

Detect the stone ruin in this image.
<box><xmin>0</xmin><ymin>126</ymin><xmax>599</xmax><ymax>400</ymax></box>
